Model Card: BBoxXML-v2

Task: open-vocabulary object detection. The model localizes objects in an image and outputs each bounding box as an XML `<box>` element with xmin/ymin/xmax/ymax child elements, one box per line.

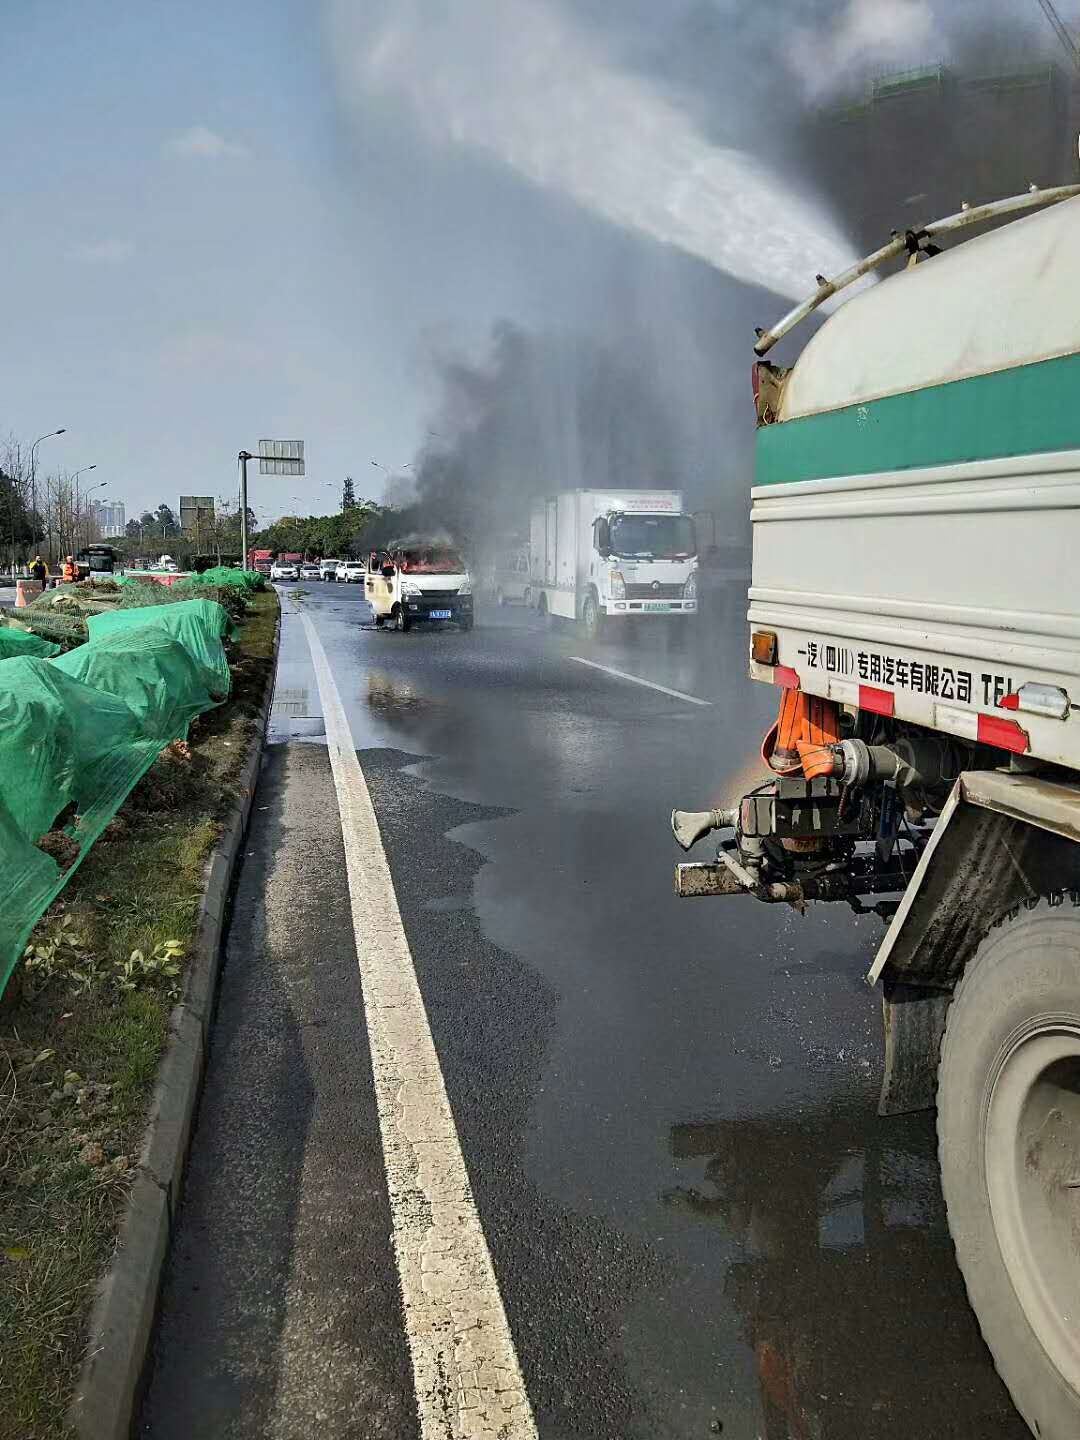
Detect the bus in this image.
<box><xmin>76</xmin><ymin>544</ymin><xmax>120</xmax><ymax>581</ymax></box>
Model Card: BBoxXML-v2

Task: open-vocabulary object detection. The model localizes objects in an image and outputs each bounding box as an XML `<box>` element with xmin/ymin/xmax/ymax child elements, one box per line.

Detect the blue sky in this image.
<box><xmin>2</xmin><ymin>0</ymin><xmax>583</xmax><ymax>525</ymax></box>
<box><xmin>4</xmin><ymin>0</ymin><xmax>1057</xmax><ymax>528</ymax></box>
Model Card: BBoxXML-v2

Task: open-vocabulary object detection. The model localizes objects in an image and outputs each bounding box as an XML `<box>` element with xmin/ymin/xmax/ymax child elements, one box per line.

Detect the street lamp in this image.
<box><xmin>69</xmin><ymin>465</ymin><xmax>97</xmax><ymax>554</ymax></box>
<box><xmin>81</xmin><ymin>479</ymin><xmax>108</xmax><ymax>552</ymax></box>
<box><xmin>29</xmin><ymin>429</ymin><xmax>66</xmax><ymax>553</ymax></box>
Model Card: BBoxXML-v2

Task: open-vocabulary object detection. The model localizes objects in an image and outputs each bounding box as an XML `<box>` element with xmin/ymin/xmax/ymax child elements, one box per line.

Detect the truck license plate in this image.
<box><xmin>430</xmin><ymin>609</ymin><xmax>452</xmax><ymax>619</ymax></box>
<box><xmin>643</xmin><ymin>601</ymin><xmax>671</xmax><ymax>612</ymax></box>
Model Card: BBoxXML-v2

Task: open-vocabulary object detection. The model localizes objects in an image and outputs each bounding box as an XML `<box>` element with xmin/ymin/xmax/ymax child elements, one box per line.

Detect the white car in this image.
<box><xmin>270</xmin><ymin>562</ymin><xmax>299</xmax><ymax>582</ymax></box>
<box><xmin>319</xmin><ymin>559</ymin><xmax>341</xmax><ymax>581</ymax></box>
<box><xmin>300</xmin><ymin>564</ymin><xmax>321</xmax><ymax>581</ymax></box>
<box><xmin>336</xmin><ymin>560</ymin><xmax>366</xmax><ymax>584</ymax></box>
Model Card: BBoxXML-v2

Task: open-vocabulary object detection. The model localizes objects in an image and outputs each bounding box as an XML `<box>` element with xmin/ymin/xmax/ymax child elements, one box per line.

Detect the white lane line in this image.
<box><xmin>568</xmin><ymin>655</ymin><xmax>712</xmax><ymax>707</ymax></box>
<box><xmin>297</xmin><ymin>610</ymin><xmax>537</xmax><ymax>1440</ymax></box>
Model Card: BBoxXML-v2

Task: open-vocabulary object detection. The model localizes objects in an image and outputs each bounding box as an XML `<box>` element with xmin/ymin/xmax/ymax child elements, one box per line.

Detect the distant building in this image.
<box><xmin>92</xmin><ymin>499</ymin><xmax>126</xmax><ymax>538</ymax></box>
<box><xmin>805</xmin><ymin>60</ymin><xmax>1080</xmax><ymax>257</ymax></box>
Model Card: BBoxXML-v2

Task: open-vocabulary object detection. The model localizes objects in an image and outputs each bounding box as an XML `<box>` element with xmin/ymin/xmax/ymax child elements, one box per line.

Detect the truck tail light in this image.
<box><xmin>751</xmin><ymin>630</ymin><xmax>778</xmax><ymax>665</ymax></box>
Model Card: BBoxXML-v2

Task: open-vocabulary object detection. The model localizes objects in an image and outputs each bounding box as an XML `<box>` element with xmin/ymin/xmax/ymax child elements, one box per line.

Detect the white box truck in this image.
<box><xmin>670</xmin><ymin>182</ymin><xmax>1080</xmax><ymax>1439</ymax></box>
<box><xmin>528</xmin><ymin>489</ymin><xmax>698</xmax><ymax>639</ymax></box>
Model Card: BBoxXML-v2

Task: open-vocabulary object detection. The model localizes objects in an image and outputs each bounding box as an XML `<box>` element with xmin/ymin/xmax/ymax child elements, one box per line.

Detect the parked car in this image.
<box><xmin>491</xmin><ymin>544</ymin><xmax>531</xmax><ymax>606</ymax></box>
<box><xmin>336</xmin><ymin>560</ymin><xmax>366</xmax><ymax>584</ymax></box>
<box><xmin>270</xmin><ymin>561</ymin><xmax>299</xmax><ymax>582</ymax></box>
<box><xmin>300</xmin><ymin>564</ymin><xmax>321</xmax><ymax>581</ymax></box>
<box><xmin>319</xmin><ymin>558</ymin><xmax>341</xmax><ymax>581</ymax></box>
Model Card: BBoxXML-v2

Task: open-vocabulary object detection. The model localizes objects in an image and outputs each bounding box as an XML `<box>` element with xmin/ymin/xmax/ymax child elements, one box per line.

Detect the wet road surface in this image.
<box><xmin>140</xmin><ymin>578</ymin><xmax>1027</xmax><ymax>1439</ymax></box>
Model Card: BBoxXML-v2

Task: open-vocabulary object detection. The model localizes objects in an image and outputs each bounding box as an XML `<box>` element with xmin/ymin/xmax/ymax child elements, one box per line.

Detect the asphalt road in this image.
<box><xmin>139</xmin><ymin>578</ymin><xmax>1028</xmax><ymax>1440</ymax></box>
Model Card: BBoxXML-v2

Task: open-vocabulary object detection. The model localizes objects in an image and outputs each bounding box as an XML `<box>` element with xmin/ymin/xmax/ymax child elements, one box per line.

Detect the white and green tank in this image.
<box><xmin>748</xmin><ymin>194</ymin><xmax>1080</xmax><ymax>767</ymax></box>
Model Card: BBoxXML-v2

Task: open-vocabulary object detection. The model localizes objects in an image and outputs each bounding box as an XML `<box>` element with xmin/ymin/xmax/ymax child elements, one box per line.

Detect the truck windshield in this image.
<box><xmin>608</xmin><ymin>515</ymin><xmax>696</xmax><ymax>560</ymax></box>
<box><xmin>399</xmin><ymin>547</ymin><xmax>465</xmax><ymax>573</ymax></box>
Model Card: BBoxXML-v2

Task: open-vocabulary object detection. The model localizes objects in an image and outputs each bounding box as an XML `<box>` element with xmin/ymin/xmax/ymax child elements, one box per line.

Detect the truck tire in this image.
<box><xmin>394</xmin><ymin>605</ymin><xmax>411</xmax><ymax>633</ymax></box>
<box><xmin>938</xmin><ymin>897</ymin><xmax>1080</xmax><ymax>1440</ymax></box>
<box><xmin>581</xmin><ymin>591</ymin><xmax>603</xmax><ymax>642</ymax></box>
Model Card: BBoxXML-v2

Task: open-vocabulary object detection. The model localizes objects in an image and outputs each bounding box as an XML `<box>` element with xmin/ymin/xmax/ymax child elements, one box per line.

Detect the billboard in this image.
<box><xmin>258</xmin><ymin>439</ymin><xmax>305</xmax><ymax>476</ymax></box>
<box><xmin>180</xmin><ymin>495</ymin><xmax>215</xmax><ymax>540</ymax></box>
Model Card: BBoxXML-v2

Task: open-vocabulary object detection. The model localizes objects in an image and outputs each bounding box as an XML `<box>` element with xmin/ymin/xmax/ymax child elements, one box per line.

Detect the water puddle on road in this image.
<box><xmin>654</xmin><ymin>1105</ymin><xmax>1021</xmax><ymax>1438</ymax></box>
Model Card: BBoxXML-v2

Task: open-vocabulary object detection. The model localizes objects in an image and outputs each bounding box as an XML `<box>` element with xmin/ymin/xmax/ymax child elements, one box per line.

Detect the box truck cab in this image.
<box><xmin>365</xmin><ymin>540</ymin><xmax>474</xmax><ymax>632</ymax></box>
<box><xmin>529</xmin><ymin>489</ymin><xmax>697</xmax><ymax>639</ymax></box>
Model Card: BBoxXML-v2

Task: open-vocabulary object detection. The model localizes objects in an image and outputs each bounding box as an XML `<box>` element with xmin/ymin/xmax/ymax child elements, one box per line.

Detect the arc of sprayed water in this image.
<box><xmin>332</xmin><ymin>0</ymin><xmax>861</xmax><ymax>303</ymax></box>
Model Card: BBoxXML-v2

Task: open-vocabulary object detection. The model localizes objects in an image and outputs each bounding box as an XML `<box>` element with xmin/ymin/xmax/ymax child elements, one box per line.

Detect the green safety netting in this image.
<box><xmin>181</xmin><ymin>567</ymin><xmax>265</xmax><ymax>592</ymax></box>
<box><xmin>88</xmin><ymin>599</ymin><xmax>233</xmax><ymax>698</ymax></box>
<box><xmin>0</xmin><ymin>598</ymin><xmax>234</xmax><ymax>996</ymax></box>
<box><xmin>0</xmin><ymin>626</ymin><xmax>60</xmax><ymax>660</ymax></box>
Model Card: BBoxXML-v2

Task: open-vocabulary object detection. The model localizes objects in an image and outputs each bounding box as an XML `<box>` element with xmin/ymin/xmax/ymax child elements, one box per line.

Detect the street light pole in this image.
<box><xmin>81</xmin><ymin>479</ymin><xmax>108</xmax><ymax>553</ymax></box>
<box><xmin>69</xmin><ymin>465</ymin><xmax>98</xmax><ymax>555</ymax></box>
<box><xmin>29</xmin><ymin>428</ymin><xmax>66</xmax><ymax>556</ymax></box>
<box><xmin>238</xmin><ymin>452</ymin><xmax>253</xmax><ymax>568</ymax></box>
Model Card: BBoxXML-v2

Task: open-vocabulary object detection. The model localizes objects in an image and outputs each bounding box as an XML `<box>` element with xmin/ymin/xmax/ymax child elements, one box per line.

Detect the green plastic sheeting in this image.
<box><xmin>0</xmin><ymin>597</ymin><xmax>234</xmax><ymax>996</ymax></box>
<box><xmin>88</xmin><ymin>599</ymin><xmax>232</xmax><ymax>699</ymax></box>
<box><xmin>53</xmin><ymin>628</ymin><xmax>218</xmax><ymax>740</ymax></box>
<box><xmin>182</xmin><ymin>567</ymin><xmax>264</xmax><ymax>592</ymax></box>
<box><xmin>0</xmin><ymin>626</ymin><xmax>60</xmax><ymax>660</ymax></box>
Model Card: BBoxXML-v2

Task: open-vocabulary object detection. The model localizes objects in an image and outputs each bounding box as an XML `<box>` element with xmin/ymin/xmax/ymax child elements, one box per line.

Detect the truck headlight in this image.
<box><xmin>457</xmin><ymin>577</ymin><xmax>472</xmax><ymax>596</ymax></box>
<box><xmin>610</xmin><ymin>569</ymin><xmax>626</xmax><ymax>600</ymax></box>
<box><xmin>401</xmin><ymin>580</ymin><xmax>423</xmax><ymax>598</ymax></box>
<box><xmin>683</xmin><ymin>570</ymin><xmax>698</xmax><ymax>600</ymax></box>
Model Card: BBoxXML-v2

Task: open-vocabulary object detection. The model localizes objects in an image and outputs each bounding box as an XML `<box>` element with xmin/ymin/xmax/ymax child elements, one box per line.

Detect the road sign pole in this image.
<box><xmin>237</xmin><ymin>441</ymin><xmax>304</xmax><ymax>570</ymax></box>
<box><xmin>239</xmin><ymin>451</ymin><xmax>250</xmax><ymax>568</ymax></box>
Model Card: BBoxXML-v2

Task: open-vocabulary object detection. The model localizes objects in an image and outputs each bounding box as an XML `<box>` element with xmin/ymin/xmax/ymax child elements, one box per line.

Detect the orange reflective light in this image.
<box><xmin>751</xmin><ymin>630</ymin><xmax>778</xmax><ymax>666</ymax></box>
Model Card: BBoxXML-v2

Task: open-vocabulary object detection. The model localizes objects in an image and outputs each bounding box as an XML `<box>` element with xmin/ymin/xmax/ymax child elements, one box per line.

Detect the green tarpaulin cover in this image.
<box><xmin>0</xmin><ymin>627</ymin><xmax>60</xmax><ymax>660</ymax></box>
<box><xmin>0</xmin><ymin>598</ymin><xmax>234</xmax><ymax>995</ymax></box>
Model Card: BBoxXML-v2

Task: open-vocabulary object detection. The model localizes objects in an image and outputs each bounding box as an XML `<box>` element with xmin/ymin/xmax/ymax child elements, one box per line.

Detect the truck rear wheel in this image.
<box><xmin>938</xmin><ymin>898</ymin><xmax>1080</xmax><ymax>1440</ymax></box>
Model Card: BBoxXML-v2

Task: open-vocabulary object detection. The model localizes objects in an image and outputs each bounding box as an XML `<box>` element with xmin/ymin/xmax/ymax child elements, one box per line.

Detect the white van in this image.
<box><xmin>365</xmin><ymin>541</ymin><xmax>474</xmax><ymax>631</ymax></box>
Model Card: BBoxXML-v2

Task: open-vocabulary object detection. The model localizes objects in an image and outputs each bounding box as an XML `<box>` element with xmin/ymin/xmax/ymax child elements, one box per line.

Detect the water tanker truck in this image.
<box><xmin>671</xmin><ymin>182</ymin><xmax>1080</xmax><ymax>1439</ymax></box>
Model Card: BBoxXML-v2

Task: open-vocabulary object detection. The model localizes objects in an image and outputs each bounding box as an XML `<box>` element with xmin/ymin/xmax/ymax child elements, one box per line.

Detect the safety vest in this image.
<box><xmin>62</xmin><ymin>562</ymin><xmax>77</xmax><ymax>584</ymax></box>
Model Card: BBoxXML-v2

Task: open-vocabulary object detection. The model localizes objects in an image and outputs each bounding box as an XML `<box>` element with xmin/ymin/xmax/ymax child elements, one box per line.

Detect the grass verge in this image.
<box><xmin>0</xmin><ymin>589</ymin><xmax>277</xmax><ymax>1440</ymax></box>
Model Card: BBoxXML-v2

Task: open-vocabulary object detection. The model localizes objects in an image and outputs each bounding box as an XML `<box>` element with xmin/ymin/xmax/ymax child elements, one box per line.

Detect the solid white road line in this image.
<box><xmin>298</xmin><ymin>610</ymin><xmax>537</xmax><ymax>1440</ymax></box>
<box><xmin>569</xmin><ymin>655</ymin><xmax>713</xmax><ymax>707</ymax></box>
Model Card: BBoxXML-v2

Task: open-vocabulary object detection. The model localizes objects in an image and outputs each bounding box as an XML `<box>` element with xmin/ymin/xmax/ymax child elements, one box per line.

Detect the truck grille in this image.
<box><xmin>416</xmin><ymin>588</ymin><xmax>458</xmax><ymax>601</ymax></box>
<box><xmin>625</xmin><ymin>582</ymin><xmax>684</xmax><ymax>600</ymax></box>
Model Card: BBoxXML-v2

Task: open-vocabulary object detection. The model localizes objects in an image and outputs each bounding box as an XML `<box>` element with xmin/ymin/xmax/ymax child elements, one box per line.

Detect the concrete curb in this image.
<box><xmin>67</xmin><ymin>606</ymin><xmax>281</xmax><ymax>1440</ymax></box>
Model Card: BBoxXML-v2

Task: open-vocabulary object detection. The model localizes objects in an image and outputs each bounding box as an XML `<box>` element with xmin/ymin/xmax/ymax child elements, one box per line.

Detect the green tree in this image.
<box><xmin>155</xmin><ymin>503</ymin><xmax>179</xmax><ymax>538</ymax></box>
<box><xmin>342</xmin><ymin>475</ymin><xmax>357</xmax><ymax>511</ymax></box>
